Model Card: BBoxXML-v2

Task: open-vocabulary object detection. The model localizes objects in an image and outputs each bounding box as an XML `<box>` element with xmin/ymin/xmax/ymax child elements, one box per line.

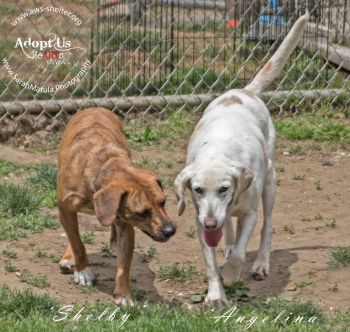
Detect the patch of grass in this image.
<box><xmin>0</xmin><ymin>214</ymin><xmax>59</xmax><ymax>240</ymax></box>
<box><xmin>275</xmin><ymin>166</ymin><xmax>285</xmax><ymax>173</ymax></box>
<box><xmin>1</xmin><ymin>286</ymin><xmax>349</xmax><ymax>331</ymax></box>
<box><xmin>0</xmin><ymin>184</ymin><xmax>41</xmax><ymax>216</ymax></box>
<box><xmin>293</xmin><ymin>174</ymin><xmax>305</xmax><ymax>181</ymax></box>
<box><xmin>185</xmin><ymin>226</ymin><xmax>196</xmax><ymax>239</ymax></box>
<box><xmin>35</xmin><ymin>250</ymin><xmax>59</xmax><ymax>263</ymax></box>
<box><xmin>27</xmin><ymin>164</ymin><xmax>57</xmax><ymax>208</ymax></box>
<box><xmin>296</xmin><ymin>279</ymin><xmax>315</xmax><ymax>289</ymax></box>
<box><xmin>314</xmin><ymin>181</ymin><xmax>322</xmax><ymax>190</ymax></box>
<box><xmin>288</xmin><ymin>144</ymin><xmax>302</xmax><ymax>154</ymax></box>
<box><xmin>2</xmin><ymin>248</ymin><xmax>17</xmax><ymax>259</ymax></box>
<box><xmin>4</xmin><ymin>262</ymin><xmax>19</xmax><ymax>273</ymax></box>
<box><xmin>81</xmin><ymin>232</ymin><xmax>95</xmax><ymax>244</ymax></box>
<box><xmin>314</xmin><ymin>213</ymin><xmax>323</xmax><ymax>220</ymax></box>
<box><xmin>158</xmin><ymin>263</ymin><xmax>197</xmax><ymax>282</ymax></box>
<box><xmin>19</xmin><ymin>271</ymin><xmax>50</xmax><ymax>288</ymax></box>
<box><xmin>275</xmin><ymin>114</ymin><xmax>350</xmax><ymax>146</ymax></box>
<box><xmin>16</xmin><ymin>214</ymin><xmax>58</xmax><ymax>232</ymax></box>
<box><xmin>328</xmin><ymin>282</ymin><xmax>338</xmax><ymax>292</ymax></box>
<box><xmin>160</xmin><ymin>175</ymin><xmax>175</xmax><ymax>188</ymax></box>
<box><xmin>0</xmin><ymin>40</ymin><xmax>13</xmax><ymax>59</ymax></box>
<box><xmin>28</xmin><ymin>164</ymin><xmax>58</xmax><ymax>190</ymax></box>
<box><xmin>0</xmin><ymin>160</ymin><xmax>25</xmax><ymax>177</ymax></box>
<box><xmin>101</xmin><ymin>243</ymin><xmax>109</xmax><ymax>253</ymax></box>
<box><xmin>224</xmin><ymin>281</ymin><xmax>252</xmax><ymax>302</ymax></box>
<box><xmin>329</xmin><ymin>246</ymin><xmax>350</xmax><ymax>268</ymax></box>
<box><xmin>125</xmin><ymin>112</ymin><xmax>196</xmax><ymax>148</ymax></box>
<box><xmin>326</xmin><ymin>218</ymin><xmax>336</xmax><ymax>229</ymax></box>
<box><xmin>140</xmin><ymin>246</ymin><xmax>157</xmax><ymax>263</ymax></box>
<box><xmin>135</xmin><ymin>158</ymin><xmax>174</xmax><ymax>171</ymax></box>
<box><xmin>283</xmin><ymin>224</ymin><xmax>295</xmax><ymax>235</ymax></box>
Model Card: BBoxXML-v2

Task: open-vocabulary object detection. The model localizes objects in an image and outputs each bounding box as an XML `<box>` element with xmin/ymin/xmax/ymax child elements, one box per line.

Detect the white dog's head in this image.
<box><xmin>174</xmin><ymin>159</ymin><xmax>253</xmax><ymax>246</ymax></box>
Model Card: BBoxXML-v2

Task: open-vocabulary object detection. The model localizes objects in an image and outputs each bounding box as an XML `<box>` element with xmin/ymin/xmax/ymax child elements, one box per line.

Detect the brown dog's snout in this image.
<box><xmin>161</xmin><ymin>221</ymin><xmax>176</xmax><ymax>238</ymax></box>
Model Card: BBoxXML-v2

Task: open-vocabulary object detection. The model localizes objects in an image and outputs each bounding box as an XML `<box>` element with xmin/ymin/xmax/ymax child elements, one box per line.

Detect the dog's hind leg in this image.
<box><xmin>251</xmin><ymin>167</ymin><xmax>275</xmax><ymax>280</ymax></box>
<box><xmin>197</xmin><ymin>218</ymin><xmax>227</xmax><ymax>305</ymax></box>
<box><xmin>58</xmin><ymin>205</ymin><xmax>95</xmax><ymax>286</ymax></box>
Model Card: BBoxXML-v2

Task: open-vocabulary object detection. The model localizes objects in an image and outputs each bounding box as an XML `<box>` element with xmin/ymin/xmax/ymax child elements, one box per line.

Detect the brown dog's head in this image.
<box><xmin>93</xmin><ymin>167</ymin><xmax>176</xmax><ymax>242</ymax></box>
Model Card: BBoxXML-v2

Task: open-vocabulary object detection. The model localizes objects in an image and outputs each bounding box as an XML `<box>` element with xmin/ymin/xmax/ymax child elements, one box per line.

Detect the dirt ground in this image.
<box><xmin>0</xmin><ymin>129</ymin><xmax>350</xmax><ymax>314</ymax></box>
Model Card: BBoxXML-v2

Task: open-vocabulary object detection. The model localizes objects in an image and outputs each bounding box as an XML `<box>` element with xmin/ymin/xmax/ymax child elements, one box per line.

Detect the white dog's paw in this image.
<box><xmin>205</xmin><ymin>290</ymin><xmax>228</xmax><ymax>306</ymax></box>
<box><xmin>114</xmin><ymin>297</ymin><xmax>135</xmax><ymax>306</ymax></box>
<box><xmin>251</xmin><ymin>260</ymin><xmax>269</xmax><ymax>281</ymax></box>
<box><xmin>59</xmin><ymin>259</ymin><xmax>74</xmax><ymax>274</ymax></box>
<box><xmin>220</xmin><ymin>262</ymin><xmax>241</xmax><ymax>286</ymax></box>
<box><xmin>74</xmin><ymin>267</ymin><xmax>95</xmax><ymax>286</ymax></box>
<box><xmin>223</xmin><ymin>245</ymin><xmax>234</xmax><ymax>258</ymax></box>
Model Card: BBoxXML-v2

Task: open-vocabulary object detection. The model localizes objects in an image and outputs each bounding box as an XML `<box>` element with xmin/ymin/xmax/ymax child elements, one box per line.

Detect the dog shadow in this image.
<box><xmin>242</xmin><ymin>248</ymin><xmax>297</xmax><ymax>298</ymax></box>
<box><xmin>88</xmin><ymin>251</ymin><xmax>162</xmax><ymax>303</ymax></box>
<box><xmin>242</xmin><ymin>245</ymin><xmax>335</xmax><ymax>298</ymax></box>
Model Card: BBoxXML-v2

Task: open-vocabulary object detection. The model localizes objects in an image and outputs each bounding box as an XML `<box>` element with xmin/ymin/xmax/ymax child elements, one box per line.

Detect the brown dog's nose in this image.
<box><xmin>204</xmin><ymin>218</ymin><xmax>217</xmax><ymax>230</ymax></box>
<box><xmin>161</xmin><ymin>222</ymin><xmax>176</xmax><ymax>238</ymax></box>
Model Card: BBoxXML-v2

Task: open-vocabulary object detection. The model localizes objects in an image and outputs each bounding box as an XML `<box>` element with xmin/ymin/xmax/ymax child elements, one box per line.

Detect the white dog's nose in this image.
<box><xmin>204</xmin><ymin>218</ymin><xmax>217</xmax><ymax>229</ymax></box>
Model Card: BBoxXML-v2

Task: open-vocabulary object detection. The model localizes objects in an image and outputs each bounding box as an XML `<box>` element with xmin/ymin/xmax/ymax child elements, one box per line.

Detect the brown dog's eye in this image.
<box><xmin>136</xmin><ymin>209</ymin><xmax>151</xmax><ymax>218</ymax></box>
<box><xmin>218</xmin><ymin>186</ymin><xmax>229</xmax><ymax>194</ymax></box>
<box><xmin>194</xmin><ymin>187</ymin><xmax>203</xmax><ymax>195</ymax></box>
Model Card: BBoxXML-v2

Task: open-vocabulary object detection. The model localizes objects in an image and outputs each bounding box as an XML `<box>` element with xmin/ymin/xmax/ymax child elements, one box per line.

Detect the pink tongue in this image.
<box><xmin>203</xmin><ymin>227</ymin><xmax>223</xmax><ymax>247</ymax></box>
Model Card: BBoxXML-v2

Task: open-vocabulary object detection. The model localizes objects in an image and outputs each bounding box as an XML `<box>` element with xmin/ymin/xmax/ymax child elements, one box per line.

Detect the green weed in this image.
<box><xmin>158</xmin><ymin>263</ymin><xmax>197</xmax><ymax>282</ymax></box>
<box><xmin>141</xmin><ymin>246</ymin><xmax>157</xmax><ymax>263</ymax></box>
<box><xmin>81</xmin><ymin>232</ymin><xmax>95</xmax><ymax>244</ymax></box>
<box><xmin>2</xmin><ymin>248</ymin><xmax>17</xmax><ymax>259</ymax></box>
<box><xmin>185</xmin><ymin>227</ymin><xmax>196</xmax><ymax>239</ymax></box>
<box><xmin>19</xmin><ymin>272</ymin><xmax>50</xmax><ymax>288</ymax></box>
<box><xmin>329</xmin><ymin>246</ymin><xmax>350</xmax><ymax>268</ymax></box>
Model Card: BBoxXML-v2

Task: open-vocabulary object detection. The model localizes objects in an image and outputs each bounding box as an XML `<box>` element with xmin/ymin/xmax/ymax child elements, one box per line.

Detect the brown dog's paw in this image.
<box><xmin>59</xmin><ymin>259</ymin><xmax>74</xmax><ymax>274</ymax></box>
<box><xmin>114</xmin><ymin>296</ymin><xmax>135</xmax><ymax>306</ymax></box>
<box><xmin>73</xmin><ymin>267</ymin><xmax>96</xmax><ymax>286</ymax></box>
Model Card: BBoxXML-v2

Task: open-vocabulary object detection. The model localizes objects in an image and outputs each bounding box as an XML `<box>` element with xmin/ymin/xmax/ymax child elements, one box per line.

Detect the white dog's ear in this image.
<box><xmin>174</xmin><ymin>164</ymin><xmax>194</xmax><ymax>216</ymax></box>
<box><xmin>231</xmin><ymin>166</ymin><xmax>253</xmax><ymax>204</ymax></box>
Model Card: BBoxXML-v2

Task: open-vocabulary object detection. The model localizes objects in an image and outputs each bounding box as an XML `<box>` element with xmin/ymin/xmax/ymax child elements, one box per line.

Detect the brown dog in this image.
<box><xmin>57</xmin><ymin>107</ymin><xmax>176</xmax><ymax>305</ymax></box>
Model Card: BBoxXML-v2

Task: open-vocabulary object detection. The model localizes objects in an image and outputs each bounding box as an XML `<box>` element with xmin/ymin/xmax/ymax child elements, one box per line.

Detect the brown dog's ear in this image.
<box><xmin>93</xmin><ymin>184</ymin><xmax>126</xmax><ymax>226</ymax></box>
<box><xmin>174</xmin><ymin>164</ymin><xmax>194</xmax><ymax>216</ymax></box>
<box><xmin>231</xmin><ymin>166</ymin><xmax>253</xmax><ymax>204</ymax></box>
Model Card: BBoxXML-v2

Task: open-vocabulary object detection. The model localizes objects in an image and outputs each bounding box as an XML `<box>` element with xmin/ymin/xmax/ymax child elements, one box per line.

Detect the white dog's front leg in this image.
<box><xmin>223</xmin><ymin>218</ymin><xmax>235</xmax><ymax>258</ymax></box>
<box><xmin>196</xmin><ymin>220</ymin><xmax>227</xmax><ymax>305</ymax></box>
<box><xmin>221</xmin><ymin>212</ymin><xmax>257</xmax><ymax>286</ymax></box>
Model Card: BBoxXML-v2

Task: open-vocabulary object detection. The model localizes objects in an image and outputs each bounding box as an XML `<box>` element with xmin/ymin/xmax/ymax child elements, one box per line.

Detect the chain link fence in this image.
<box><xmin>0</xmin><ymin>0</ymin><xmax>349</xmax><ymax>126</ymax></box>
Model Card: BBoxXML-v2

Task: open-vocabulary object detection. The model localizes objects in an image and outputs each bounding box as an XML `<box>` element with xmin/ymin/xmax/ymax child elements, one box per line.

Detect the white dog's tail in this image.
<box><xmin>245</xmin><ymin>11</ymin><xmax>309</xmax><ymax>94</ymax></box>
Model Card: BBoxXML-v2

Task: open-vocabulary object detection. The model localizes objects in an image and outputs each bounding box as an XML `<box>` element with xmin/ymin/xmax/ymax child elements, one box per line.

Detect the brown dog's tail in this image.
<box><xmin>245</xmin><ymin>11</ymin><xmax>309</xmax><ymax>94</ymax></box>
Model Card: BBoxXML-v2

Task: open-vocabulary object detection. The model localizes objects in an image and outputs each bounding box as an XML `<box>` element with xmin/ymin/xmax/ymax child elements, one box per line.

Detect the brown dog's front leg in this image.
<box><xmin>113</xmin><ymin>222</ymin><xmax>135</xmax><ymax>305</ymax></box>
<box><xmin>58</xmin><ymin>205</ymin><xmax>95</xmax><ymax>285</ymax></box>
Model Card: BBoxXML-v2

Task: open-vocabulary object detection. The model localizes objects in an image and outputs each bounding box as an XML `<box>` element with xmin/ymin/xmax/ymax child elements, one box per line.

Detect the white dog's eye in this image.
<box><xmin>218</xmin><ymin>186</ymin><xmax>229</xmax><ymax>194</ymax></box>
<box><xmin>194</xmin><ymin>187</ymin><xmax>203</xmax><ymax>195</ymax></box>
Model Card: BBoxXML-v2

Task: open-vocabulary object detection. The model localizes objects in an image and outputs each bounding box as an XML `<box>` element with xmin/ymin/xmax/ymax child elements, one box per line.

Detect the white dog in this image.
<box><xmin>175</xmin><ymin>12</ymin><xmax>309</xmax><ymax>304</ymax></box>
